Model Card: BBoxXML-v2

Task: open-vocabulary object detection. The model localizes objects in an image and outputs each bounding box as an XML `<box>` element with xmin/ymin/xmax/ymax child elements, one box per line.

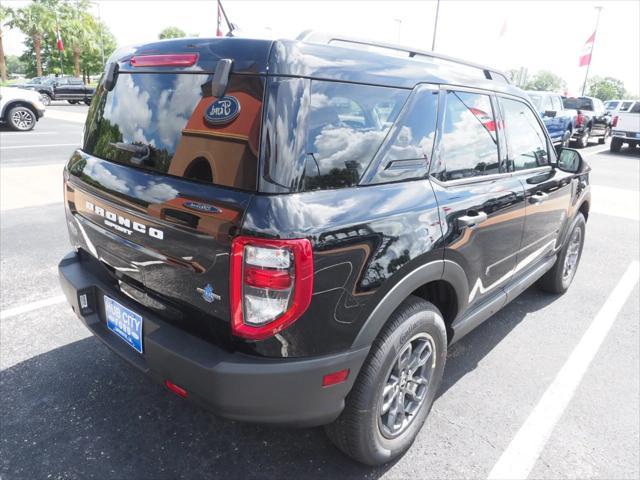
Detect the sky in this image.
<box><xmin>3</xmin><ymin>0</ymin><xmax>640</xmax><ymax>96</ymax></box>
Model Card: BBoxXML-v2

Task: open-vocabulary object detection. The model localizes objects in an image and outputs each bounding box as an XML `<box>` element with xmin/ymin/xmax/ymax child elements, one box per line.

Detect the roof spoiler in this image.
<box><xmin>296</xmin><ymin>30</ymin><xmax>510</xmax><ymax>84</ymax></box>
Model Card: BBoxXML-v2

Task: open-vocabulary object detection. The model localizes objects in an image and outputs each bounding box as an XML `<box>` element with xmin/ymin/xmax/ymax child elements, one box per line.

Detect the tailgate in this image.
<box><xmin>65</xmin><ymin>151</ymin><xmax>253</xmax><ymax>331</ymax></box>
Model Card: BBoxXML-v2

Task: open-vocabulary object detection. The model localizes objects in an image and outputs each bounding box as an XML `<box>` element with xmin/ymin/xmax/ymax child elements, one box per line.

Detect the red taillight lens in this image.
<box><xmin>322</xmin><ymin>369</ymin><xmax>350</xmax><ymax>387</ymax></box>
<box><xmin>612</xmin><ymin>116</ymin><xmax>619</xmax><ymax>127</ymax></box>
<box><xmin>575</xmin><ymin>112</ymin><xmax>585</xmax><ymax>127</ymax></box>
<box><xmin>130</xmin><ymin>53</ymin><xmax>198</xmax><ymax>67</ymax></box>
<box><xmin>164</xmin><ymin>380</ymin><xmax>188</xmax><ymax>398</ymax></box>
<box><xmin>244</xmin><ymin>266</ymin><xmax>292</xmax><ymax>289</ymax></box>
<box><xmin>230</xmin><ymin>237</ymin><xmax>313</xmax><ymax>341</ymax></box>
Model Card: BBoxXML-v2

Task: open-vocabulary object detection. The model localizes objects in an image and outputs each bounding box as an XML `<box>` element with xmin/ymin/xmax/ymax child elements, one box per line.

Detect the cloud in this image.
<box><xmin>133</xmin><ymin>181</ymin><xmax>179</xmax><ymax>204</ymax></box>
<box><xmin>83</xmin><ymin>157</ymin><xmax>130</xmax><ymax>194</ymax></box>
<box><xmin>104</xmin><ymin>74</ymin><xmax>154</xmax><ymax>145</ymax></box>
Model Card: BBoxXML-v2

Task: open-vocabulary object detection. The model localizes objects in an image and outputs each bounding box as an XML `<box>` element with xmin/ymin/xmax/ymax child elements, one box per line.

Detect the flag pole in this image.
<box><xmin>431</xmin><ymin>0</ymin><xmax>440</xmax><ymax>51</ymax></box>
<box><xmin>581</xmin><ymin>6</ymin><xmax>603</xmax><ymax>96</ymax></box>
<box><xmin>55</xmin><ymin>10</ymin><xmax>64</xmax><ymax>75</ymax></box>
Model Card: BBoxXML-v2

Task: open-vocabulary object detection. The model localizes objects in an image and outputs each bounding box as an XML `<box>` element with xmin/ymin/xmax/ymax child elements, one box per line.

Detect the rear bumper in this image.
<box><xmin>58</xmin><ymin>251</ymin><xmax>369</xmax><ymax>427</ymax></box>
<box><xmin>612</xmin><ymin>131</ymin><xmax>640</xmax><ymax>142</ymax></box>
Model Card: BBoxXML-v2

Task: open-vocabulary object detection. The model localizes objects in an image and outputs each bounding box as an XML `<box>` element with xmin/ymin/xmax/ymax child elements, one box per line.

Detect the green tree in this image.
<box><xmin>59</xmin><ymin>1</ymin><xmax>96</xmax><ymax>77</ymax></box>
<box><xmin>7</xmin><ymin>1</ymin><xmax>54</xmax><ymax>77</ymax></box>
<box><xmin>5</xmin><ymin>55</ymin><xmax>27</xmax><ymax>75</ymax></box>
<box><xmin>524</xmin><ymin>70</ymin><xmax>567</xmax><ymax>92</ymax></box>
<box><xmin>587</xmin><ymin>76</ymin><xmax>627</xmax><ymax>102</ymax></box>
<box><xmin>159</xmin><ymin>26</ymin><xmax>186</xmax><ymax>39</ymax></box>
<box><xmin>0</xmin><ymin>4</ymin><xmax>12</xmax><ymax>81</ymax></box>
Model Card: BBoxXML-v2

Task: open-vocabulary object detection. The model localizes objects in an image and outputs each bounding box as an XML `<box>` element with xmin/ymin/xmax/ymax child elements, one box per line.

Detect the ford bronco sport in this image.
<box><xmin>58</xmin><ymin>33</ymin><xmax>591</xmax><ymax>465</ymax></box>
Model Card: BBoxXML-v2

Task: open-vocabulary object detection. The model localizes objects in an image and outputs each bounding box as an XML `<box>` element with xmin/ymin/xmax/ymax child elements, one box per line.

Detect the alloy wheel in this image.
<box><xmin>378</xmin><ymin>333</ymin><xmax>435</xmax><ymax>438</ymax></box>
<box><xmin>11</xmin><ymin>109</ymin><xmax>35</xmax><ymax>130</ymax></box>
<box><xmin>562</xmin><ymin>227</ymin><xmax>582</xmax><ymax>283</ymax></box>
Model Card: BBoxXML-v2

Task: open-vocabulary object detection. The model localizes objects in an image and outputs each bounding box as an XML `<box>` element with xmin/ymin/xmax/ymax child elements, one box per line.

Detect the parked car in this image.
<box><xmin>527</xmin><ymin>90</ymin><xmax>576</xmax><ymax>147</ymax></box>
<box><xmin>18</xmin><ymin>77</ymin><xmax>94</xmax><ymax>106</ymax></box>
<box><xmin>0</xmin><ymin>86</ymin><xmax>46</xmax><ymax>131</ymax></box>
<box><xmin>562</xmin><ymin>96</ymin><xmax>611</xmax><ymax>148</ymax></box>
<box><xmin>610</xmin><ymin>101</ymin><xmax>640</xmax><ymax>152</ymax></box>
<box><xmin>605</xmin><ymin>99</ymin><xmax>637</xmax><ymax>113</ymax></box>
<box><xmin>58</xmin><ymin>34</ymin><xmax>591</xmax><ymax>466</ymax></box>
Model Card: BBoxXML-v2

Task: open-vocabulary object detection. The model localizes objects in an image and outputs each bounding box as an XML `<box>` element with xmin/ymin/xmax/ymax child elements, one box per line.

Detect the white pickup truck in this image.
<box><xmin>610</xmin><ymin>101</ymin><xmax>640</xmax><ymax>152</ymax></box>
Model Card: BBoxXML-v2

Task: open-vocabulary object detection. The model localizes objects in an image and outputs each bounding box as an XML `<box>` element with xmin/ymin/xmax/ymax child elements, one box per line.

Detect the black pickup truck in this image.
<box><xmin>19</xmin><ymin>77</ymin><xmax>94</xmax><ymax>106</ymax></box>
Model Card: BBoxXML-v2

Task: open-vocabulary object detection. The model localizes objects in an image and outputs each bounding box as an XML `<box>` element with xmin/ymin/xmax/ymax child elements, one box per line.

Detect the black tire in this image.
<box><xmin>68</xmin><ymin>100</ymin><xmax>79</xmax><ymax>105</ymax></box>
<box><xmin>610</xmin><ymin>137</ymin><xmax>623</xmax><ymax>153</ymax></box>
<box><xmin>7</xmin><ymin>106</ymin><xmax>37</xmax><ymax>131</ymax></box>
<box><xmin>537</xmin><ymin>213</ymin><xmax>586</xmax><ymax>294</ymax></box>
<box><xmin>561</xmin><ymin>129</ymin><xmax>572</xmax><ymax>148</ymax></box>
<box><xmin>40</xmin><ymin>93</ymin><xmax>52</xmax><ymax>106</ymax></box>
<box><xmin>325</xmin><ymin>296</ymin><xmax>447</xmax><ymax>466</ymax></box>
<box><xmin>576</xmin><ymin>127</ymin><xmax>590</xmax><ymax>148</ymax></box>
<box><xmin>84</xmin><ymin>98</ymin><xmax>92</xmax><ymax>106</ymax></box>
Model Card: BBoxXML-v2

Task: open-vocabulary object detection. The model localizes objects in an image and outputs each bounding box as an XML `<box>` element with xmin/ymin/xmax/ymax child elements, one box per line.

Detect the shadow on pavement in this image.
<box><xmin>439</xmin><ymin>287</ymin><xmax>557</xmax><ymax>397</ymax></box>
<box><xmin>1</xmin><ymin>287</ymin><xmax>557</xmax><ymax>479</ymax></box>
<box><xmin>0</xmin><ymin>337</ymin><xmax>380</xmax><ymax>479</ymax></box>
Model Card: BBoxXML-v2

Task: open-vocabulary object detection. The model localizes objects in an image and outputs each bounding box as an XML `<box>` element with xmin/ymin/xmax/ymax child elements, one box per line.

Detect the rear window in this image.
<box><xmin>303</xmin><ymin>81</ymin><xmax>409</xmax><ymax>191</ymax></box>
<box><xmin>563</xmin><ymin>97</ymin><xmax>593</xmax><ymax>111</ymax></box>
<box><xmin>84</xmin><ymin>73</ymin><xmax>263</xmax><ymax>191</ymax></box>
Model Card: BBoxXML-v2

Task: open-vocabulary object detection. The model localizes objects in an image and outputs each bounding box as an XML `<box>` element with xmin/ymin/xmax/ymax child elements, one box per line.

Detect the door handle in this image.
<box><xmin>457</xmin><ymin>211</ymin><xmax>487</xmax><ymax>229</ymax></box>
<box><xmin>529</xmin><ymin>191</ymin><xmax>549</xmax><ymax>204</ymax></box>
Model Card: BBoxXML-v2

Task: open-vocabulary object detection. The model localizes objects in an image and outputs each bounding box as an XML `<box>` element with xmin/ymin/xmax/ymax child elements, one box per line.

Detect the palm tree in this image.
<box><xmin>60</xmin><ymin>1</ymin><xmax>95</xmax><ymax>77</ymax></box>
<box><xmin>7</xmin><ymin>2</ymin><xmax>53</xmax><ymax>77</ymax></box>
<box><xmin>0</xmin><ymin>5</ymin><xmax>11</xmax><ymax>82</ymax></box>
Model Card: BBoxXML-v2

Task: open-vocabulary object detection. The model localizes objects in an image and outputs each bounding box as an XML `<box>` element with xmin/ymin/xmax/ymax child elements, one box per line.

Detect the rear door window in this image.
<box><xmin>303</xmin><ymin>81</ymin><xmax>409</xmax><ymax>191</ymax></box>
<box><xmin>500</xmin><ymin>97</ymin><xmax>549</xmax><ymax>171</ymax></box>
<box><xmin>83</xmin><ymin>73</ymin><xmax>264</xmax><ymax>190</ymax></box>
<box><xmin>432</xmin><ymin>91</ymin><xmax>500</xmax><ymax>181</ymax></box>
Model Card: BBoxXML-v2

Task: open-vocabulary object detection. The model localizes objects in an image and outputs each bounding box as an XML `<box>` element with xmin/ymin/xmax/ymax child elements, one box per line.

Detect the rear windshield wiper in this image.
<box><xmin>110</xmin><ymin>142</ymin><xmax>150</xmax><ymax>165</ymax></box>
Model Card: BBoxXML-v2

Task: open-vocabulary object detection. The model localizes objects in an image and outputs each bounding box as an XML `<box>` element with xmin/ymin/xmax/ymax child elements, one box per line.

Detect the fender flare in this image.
<box><xmin>351</xmin><ymin>259</ymin><xmax>469</xmax><ymax>349</ymax></box>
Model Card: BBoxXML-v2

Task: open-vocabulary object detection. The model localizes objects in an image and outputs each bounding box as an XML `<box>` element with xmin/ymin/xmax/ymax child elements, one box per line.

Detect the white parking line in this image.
<box><xmin>0</xmin><ymin>131</ymin><xmax>59</xmax><ymax>136</ymax></box>
<box><xmin>488</xmin><ymin>260</ymin><xmax>640</xmax><ymax>480</ymax></box>
<box><xmin>0</xmin><ymin>295</ymin><xmax>67</xmax><ymax>321</ymax></box>
<box><xmin>582</xmin><ymin>145</ymin><xmax>610</xmax><ymax>157</ymax></box>
<box><xmin>1</xmin><ymin>143</ymin><xmax>78</xmax><ymax>150</ymax></box>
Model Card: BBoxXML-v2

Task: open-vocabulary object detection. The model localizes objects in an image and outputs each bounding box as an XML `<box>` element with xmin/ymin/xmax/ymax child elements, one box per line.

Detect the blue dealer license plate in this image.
<box><xmin>105</xmin><ymin>295</ymin><xmax>143</xmax><ymax>353</ymax></box>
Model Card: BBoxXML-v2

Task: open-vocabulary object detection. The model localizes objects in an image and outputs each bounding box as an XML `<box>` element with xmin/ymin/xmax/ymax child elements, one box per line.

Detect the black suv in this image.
<box><xmin>58</xmin><ymin>33</ymin><xmax>591</xmax><ymax>465</ymax></box>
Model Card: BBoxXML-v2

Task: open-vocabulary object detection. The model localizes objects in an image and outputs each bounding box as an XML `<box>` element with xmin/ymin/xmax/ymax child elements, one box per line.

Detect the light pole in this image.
<box><xmin>431</xmin><ymin>0</ymin><xmax>440</xmax><ymax>51</ymax></box>
<box><xmin>394</xmin><ymin>18</ymin><xmax>402</xmax><ymax>43</ymax></box>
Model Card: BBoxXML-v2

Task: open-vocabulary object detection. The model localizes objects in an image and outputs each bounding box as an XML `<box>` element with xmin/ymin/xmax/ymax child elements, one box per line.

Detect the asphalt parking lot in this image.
<box><xmin>1</xmin><ymin>103</ymin><xmax>639</xmax><ymax>479</ymax></box>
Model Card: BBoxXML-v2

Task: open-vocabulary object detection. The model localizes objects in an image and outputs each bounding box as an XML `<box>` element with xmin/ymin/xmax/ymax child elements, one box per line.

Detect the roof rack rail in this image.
<box><xmin>296</xmin><ymin>30</ymin><xmax>510</xmax><ymax>84</ymax></box>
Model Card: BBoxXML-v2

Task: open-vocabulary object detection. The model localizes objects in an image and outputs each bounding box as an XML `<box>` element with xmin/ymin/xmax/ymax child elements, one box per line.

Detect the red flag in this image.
<box><xmin>216</xmin><ymin>0</ymin><xmax>223</xmax><ymax>37</ymax></box>
<box><xmin>579</xmin><ymin>31</ymin><xmax>595</xmax><ymax>67</ymax></box>
<box><xmin>56</xmin><ymin>28</ymin><xmax>64</xmax><ymax>51</ymax></box>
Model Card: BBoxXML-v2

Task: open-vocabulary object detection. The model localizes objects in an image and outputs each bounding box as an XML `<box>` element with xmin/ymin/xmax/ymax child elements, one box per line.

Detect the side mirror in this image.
<box><xmin>543</xmin><ymin>110</ymin><xmax>557</xmax><ymax>118</ymax></box>
<box><xmin>556</xmin><ymin>148</ymin><xmax>583</xmax><ymax>173</ymax></box>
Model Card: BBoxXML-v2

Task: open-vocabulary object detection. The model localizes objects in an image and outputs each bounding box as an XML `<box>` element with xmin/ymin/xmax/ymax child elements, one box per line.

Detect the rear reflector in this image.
<box><xmin>612</xmin><ymin>116</ymin><xmax>619</xmax><ymax>127</ymax></box>
<box><xmin>164</xmin><ymin>380</ymin><xmax>188</xmax><ymax>398</ymax></box>
<box><xmin>322</xmin><ymin>369</ymin><xmax>350</xmax><ymax>387</ymax></box>
<box><xmin>131</xmin><ymin>53</ymin><xmax>198</xmax><ymax>67</ymax></box>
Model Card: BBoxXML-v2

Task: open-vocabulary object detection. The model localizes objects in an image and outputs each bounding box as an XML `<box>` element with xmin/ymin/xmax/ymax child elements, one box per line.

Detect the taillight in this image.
<box><xmin>575</xmin><ymin>112</ymin><xmax>585</xmax><ymax>127</ymax></box>
<box><xmin>230</xmin><ymin>236</ymin><xmax>313</xmax><ymax>340</ymax></box>
<box><xmin>130</xmin><ymin>53</ymin><xmax>199</xmax><ymax>67</ymax></box>
<box><xmin>612</xmin><ymin>116</ymin><xmax>619</xmax><ymax>127</ymax></box>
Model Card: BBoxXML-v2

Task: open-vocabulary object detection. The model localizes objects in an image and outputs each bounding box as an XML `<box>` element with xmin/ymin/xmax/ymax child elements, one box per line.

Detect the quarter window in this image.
<box><xmin>369</xmin><ymin>86</ymin><xmax>438</xmax><ymax>184</ymax></box>
<box><xmin>303</xmin><ymin>81</ymin><xmax>409</xmax><ymax>191</ymax></box>
<box><xmin>433</xmin><ymin>91</ymin><xmax>499</xmax><ymax>181</ymax></box>
<box><xmin>500</xmin><ymin>97</ymin><xmax>549</xmax><ymax>171</ymax></box>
